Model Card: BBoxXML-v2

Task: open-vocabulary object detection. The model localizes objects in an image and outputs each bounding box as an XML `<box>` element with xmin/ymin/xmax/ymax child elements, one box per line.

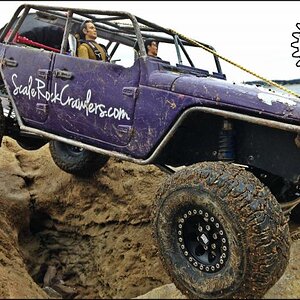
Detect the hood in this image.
<box><xmin>149</xmin><ymin>70</ymin><xmax>300</xmax><ymax>124</ymax></box>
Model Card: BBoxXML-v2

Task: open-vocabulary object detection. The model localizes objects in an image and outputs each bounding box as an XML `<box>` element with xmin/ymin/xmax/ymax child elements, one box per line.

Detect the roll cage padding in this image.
<box><xmin>19</xmin><ymin>25</ymin><xmax>63</xmax><ymax>50</ymax></box>
<box><xmin>15</xmin><ymin>32</ymin><xmax>60</xmax><ymax>53</ymax></box>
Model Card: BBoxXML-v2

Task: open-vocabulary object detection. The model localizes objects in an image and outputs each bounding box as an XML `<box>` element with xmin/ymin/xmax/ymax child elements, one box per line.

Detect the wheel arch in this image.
<box><xmin>154</xmin><ymin>107</ymin><xmax>300</xmax><ymax>185</ymax></box>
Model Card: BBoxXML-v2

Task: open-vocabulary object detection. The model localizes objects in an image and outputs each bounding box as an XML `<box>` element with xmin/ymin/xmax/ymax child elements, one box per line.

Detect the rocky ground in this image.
<box><xmin>0</xmin><ymin>136</ymin><xmax>299</xmax><ymax>299</ymax></box>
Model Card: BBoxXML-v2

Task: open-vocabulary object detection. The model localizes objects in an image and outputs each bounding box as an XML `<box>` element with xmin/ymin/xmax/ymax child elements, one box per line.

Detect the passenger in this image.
<box><xmin>77</xmin><ymin>20</ymin><xmax>109</xmax><ymax>61</ymax></box>
<box><xmin>133</xmin><ymin>38</ymin><xmax>162</xmax><ymax>59</ymax></box>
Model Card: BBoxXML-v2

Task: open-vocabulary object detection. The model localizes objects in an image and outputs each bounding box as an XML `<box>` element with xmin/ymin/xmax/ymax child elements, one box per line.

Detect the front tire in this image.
<box><xmin>49</xmin><ymin>140</ymin><xmax>109</xmax><ymax>177</ymax></box>
<box><xmin>153</xmin><ymin>161</ymin><xmax>290</xmax><ymax>299</ymax></box>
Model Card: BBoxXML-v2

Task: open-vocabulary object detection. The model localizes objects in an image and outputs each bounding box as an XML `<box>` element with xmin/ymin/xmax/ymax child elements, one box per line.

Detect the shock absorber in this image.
<box><xmin>217</xmin><ymin>119</ymin><xmax>235</xmax><ymax>162</ymax></box>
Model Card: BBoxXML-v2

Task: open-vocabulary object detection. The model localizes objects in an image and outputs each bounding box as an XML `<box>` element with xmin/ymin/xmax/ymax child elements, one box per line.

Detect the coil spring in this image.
<box><xmin>217</xmin><ymin>119</ymin><xmax>235</xmax><ymax>161</ymax></box>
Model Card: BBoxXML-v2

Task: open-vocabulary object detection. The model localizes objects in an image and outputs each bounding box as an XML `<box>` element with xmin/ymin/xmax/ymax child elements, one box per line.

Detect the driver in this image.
<box><xmin>77</xmin><ymin>20</ymin><xmax>109</xmax><ymax>61</ymax></box>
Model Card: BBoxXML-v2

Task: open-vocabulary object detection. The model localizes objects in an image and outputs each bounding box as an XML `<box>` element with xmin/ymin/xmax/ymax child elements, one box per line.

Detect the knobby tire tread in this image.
<box><xmin>152</xmin><ymin>161</ymin><xmax>290</xmax><ymax>299</ymax></box>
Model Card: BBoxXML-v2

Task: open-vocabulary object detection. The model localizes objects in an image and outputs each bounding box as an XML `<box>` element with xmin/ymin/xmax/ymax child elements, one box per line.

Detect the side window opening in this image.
<box><xmin>1</xmin><ymin>12</ymin><xmax>69</xmax><ymax>54</ymax></box>
<box><xmin>101</xmin><ymin>40</ymin><xmax>135</xmax><ymax>67</ymax></box>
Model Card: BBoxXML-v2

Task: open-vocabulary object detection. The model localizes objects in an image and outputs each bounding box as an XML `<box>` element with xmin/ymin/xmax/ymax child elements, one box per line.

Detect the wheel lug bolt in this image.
<box><xmin>183</xmin><ymin>214</ymin><xmax>187</xmax><ymax>218</ymax></box>
<box><xmin>220</xmin><ymin>259</ymin><xmax>224</xmax><ymax>264</ymax></box>
<box><xmin>193</xmin><ymin>262</ymin><xmax>198</xmax><ymax>267</ymax></box>
<box><xmin>188</xmin><ymin>210</ymin><xmax>192</xmax><ymax>215</ymax></box>
<box><xmin>222</xmin><ymin>246</ymin><xmax>227</xmax><ymax>251</ymax></box>
<box><xmin>199</xmin><ymin>210</ymin><xmax>203</xmax><ymax>215</ymax></box>
<box><xmin>178</xmin><ymin>224</ymin><xmax>182</xmax><ymax>229</ymax></box>
<box><xmin>206</xmin><ymin>225</ymin><xmax>210</xmax><ymax>231</ymax></box>
<box><xmin>210</xmin><ymin>217</ymin><xmax>215</xmax><ymax>222</ymax></box>
<box><xmin>213</xmin><ymin>233</ymin><xmax>217</xmax><ymax>239</ymax></box>
<box><xmin>211</xmin><ymin>266</ymin><xmax>215</xmax><ymax>271</ymax></box>
<box><xmin>205</xmin><ymin>266</ymin><xmax>209</xmax><ymax>271</ymax></box>
<box><xmin>189</xmin><ymin>257</ymin><xmax>193</xmax><ymax>262</ymax></box>
<box><xmin>199</xmin><ymin>264</ymin><xmax>204</xmax><ymax>270</ymax></box>
<box><xmin>184</xmin><ymin>251</ymin><xmax>188</xmax><ymax>256</ymax></box>
<box><xmin>181</xmin><ymin>244</ymin><xmax>185</xmax><ymax>249</ymax></box>
<box><xmin>178</xmin><ymin>230</ymin><xmax>182</xmax><ymax>235</ymax></box>
<box><xmin>193</xmin><ymin>209</ymin><xmax>197</xmax><ymax>214</ymax></box>
<box><xmin>204</xmin><ymin>212</ymin><xmax>209</xmax><ymax>218</ymax></box>
<box><xmin>222</xmin><ymin>238</ymin><xmax>226</xmax><ymax>243</ymax></box>
<box><xmin>198</xmin><ymin>225</ymin><xmax>203</xmax><ymax>232</ymax></box>
<box><xmin>219</xmin><ymin>230</ymin><xmax>223</xmax><ymax>235</ymax></box>
<box><xmin>222</xmin><ymin>253</ymin><xmax>226</xmax><ymax>258</ymax></box>
<box><xmin>215</xmin><ymin>223</ymin><xmax>220</xmax><ymax>228</ymax></box>
<box><xmin>211</xmin><ymin>243</ymin><xmax>216</xmax><ymax>249</ymax></box>
<box><xmin>204</xmin><ymin>245</ymin><xmax>208</xmax><ymax>250</ymax></box>
<box><xmin>216</xmin><ymin>263</ymin><xmax>220</xmax><ymax>269</ymax></box>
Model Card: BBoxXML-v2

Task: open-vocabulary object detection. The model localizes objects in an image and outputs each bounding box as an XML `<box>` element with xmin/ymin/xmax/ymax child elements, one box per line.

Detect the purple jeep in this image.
<box><xmin>0</xmin><ymin>4</ymin><xmax>299</xmax><ymax>299</ymax></box>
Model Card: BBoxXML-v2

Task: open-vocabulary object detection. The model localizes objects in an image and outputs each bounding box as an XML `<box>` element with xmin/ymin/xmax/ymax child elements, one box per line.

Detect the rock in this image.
<box><xmin>43</xmin><ymin>265</ymin><xmax>57</xmax><ymax>287</ymax></box>
<box><xmin>134</xmin><ymin>283</ymin><xmax>187</xmax><ymax>299</ymax></box>
<box><xmin>43</xmin><ymin>286</ymin><xmax>62</xmax><ymax>299</ymax></box>
<box><xmin>51</xmin><ymin>282</ymin><xmax>77</xmax><ymax>298</ymax></box>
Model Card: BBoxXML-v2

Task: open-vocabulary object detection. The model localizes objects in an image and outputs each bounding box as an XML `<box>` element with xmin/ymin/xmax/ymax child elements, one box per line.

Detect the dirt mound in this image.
<box><xmin>0</xmin><ymin>136</ymin><xmax>299</xmax><ymax>299</ymax></box>
<box><xmin>0</xmin><ymin>137</ymin><xmax>170</xmax><ymax>298</ymax></box>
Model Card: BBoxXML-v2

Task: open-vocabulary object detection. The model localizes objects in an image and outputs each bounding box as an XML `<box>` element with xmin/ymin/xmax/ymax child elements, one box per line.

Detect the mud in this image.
<box><xmin>0</xmin><ymin>136</ymin><xmax>299</xmax><ymax>299</ymax></box>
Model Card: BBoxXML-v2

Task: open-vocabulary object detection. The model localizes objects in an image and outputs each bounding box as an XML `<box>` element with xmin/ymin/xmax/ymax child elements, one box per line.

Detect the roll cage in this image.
<box><xmin>0</xmin><ymin>3</ymin><xmax>224</xmax><ymax>74</ymax></box>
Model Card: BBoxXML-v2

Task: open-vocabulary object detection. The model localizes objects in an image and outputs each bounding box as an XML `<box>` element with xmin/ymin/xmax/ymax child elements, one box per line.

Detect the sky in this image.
<box><xmin>2</xmin><ymin>1</ymin><xmax>300</xmax><ymax>83</ymax></box>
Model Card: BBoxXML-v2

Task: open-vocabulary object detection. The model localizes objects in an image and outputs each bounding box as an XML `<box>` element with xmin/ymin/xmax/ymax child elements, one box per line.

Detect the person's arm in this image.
<box><xmin>77</xmin><ymin>44</ymin><xmax>90</xmax><ymax>59</ymax></box>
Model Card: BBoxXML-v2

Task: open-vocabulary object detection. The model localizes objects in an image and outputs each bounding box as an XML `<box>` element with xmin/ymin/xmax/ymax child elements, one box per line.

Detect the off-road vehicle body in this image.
<box><xmin>0</xmin><ymin>4</ymin><xmax>299</xmax><ymax>299</ymax></box>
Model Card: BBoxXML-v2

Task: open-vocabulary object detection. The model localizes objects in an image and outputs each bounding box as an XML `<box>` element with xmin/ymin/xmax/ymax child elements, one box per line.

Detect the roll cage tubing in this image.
<box><xmin>0</xmin><ymin>3</ymin><xmax>223</xmax><ymax>74</ymax></box>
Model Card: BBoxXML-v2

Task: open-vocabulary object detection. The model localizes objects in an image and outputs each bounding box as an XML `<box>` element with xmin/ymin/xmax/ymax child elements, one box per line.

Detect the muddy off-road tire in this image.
<box><xmin>49</xmin><ymin>140</ymin><xmax>109</xmax><ymax>177</ymax></box>
<box><xmin>17</xmin><ymin>136</ymin><xmax>48</xmax><ymax>150</ymax></box>
<box><xmin>153</xmin><ymin>161</ymin><xmax>290</xmax><ymax>299</ymax></box>
<box><xmin>0</xmin><ymin>101</ymin><xmax>4</xmax><ymax>146</ymax></box>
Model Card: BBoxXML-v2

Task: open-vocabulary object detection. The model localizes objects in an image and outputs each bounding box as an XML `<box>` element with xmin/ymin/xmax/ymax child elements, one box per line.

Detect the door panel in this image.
<box><xmin>1</xmin><ymin>46</ymin><xmax>52</xmax><ymax>124</ymax></box>
<box><xmin>51</xmin><ymin>54</ymin><xmax>140</xmax><ymax>146</ymax></box>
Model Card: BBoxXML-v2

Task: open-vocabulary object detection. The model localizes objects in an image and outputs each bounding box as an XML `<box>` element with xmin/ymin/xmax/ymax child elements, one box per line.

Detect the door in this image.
<box><xmin>1</xmin><ymin>45</ymin><xmax>52</xmax><ymax>125</ymax></box>
<box><xmin>50</xmin><ymin>53</ymin><xmax>140</xmax><ymax>146</ymax></box>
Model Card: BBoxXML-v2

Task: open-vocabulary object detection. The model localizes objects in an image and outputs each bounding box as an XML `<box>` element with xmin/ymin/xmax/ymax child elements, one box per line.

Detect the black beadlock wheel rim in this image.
<box><xmin>177</xmin><ymin>206</ymin><xmax>229</xmax><ymax>273</ymax></box>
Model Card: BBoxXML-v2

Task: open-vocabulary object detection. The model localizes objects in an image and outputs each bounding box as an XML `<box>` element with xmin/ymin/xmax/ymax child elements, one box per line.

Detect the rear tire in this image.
<box><xmin>49</xmin><ymin>140</ymin><xmax>108</xmax><ymax>177</ymax></box>
<box><xmin>153</xmin><ymin>161</ymin><xmax>290</xmax><ymax>299</ymax></box>
<box><xmin>17</xmin><ymin>136</ymin><xmax>47</xmax><ymax>150</ymax></box>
